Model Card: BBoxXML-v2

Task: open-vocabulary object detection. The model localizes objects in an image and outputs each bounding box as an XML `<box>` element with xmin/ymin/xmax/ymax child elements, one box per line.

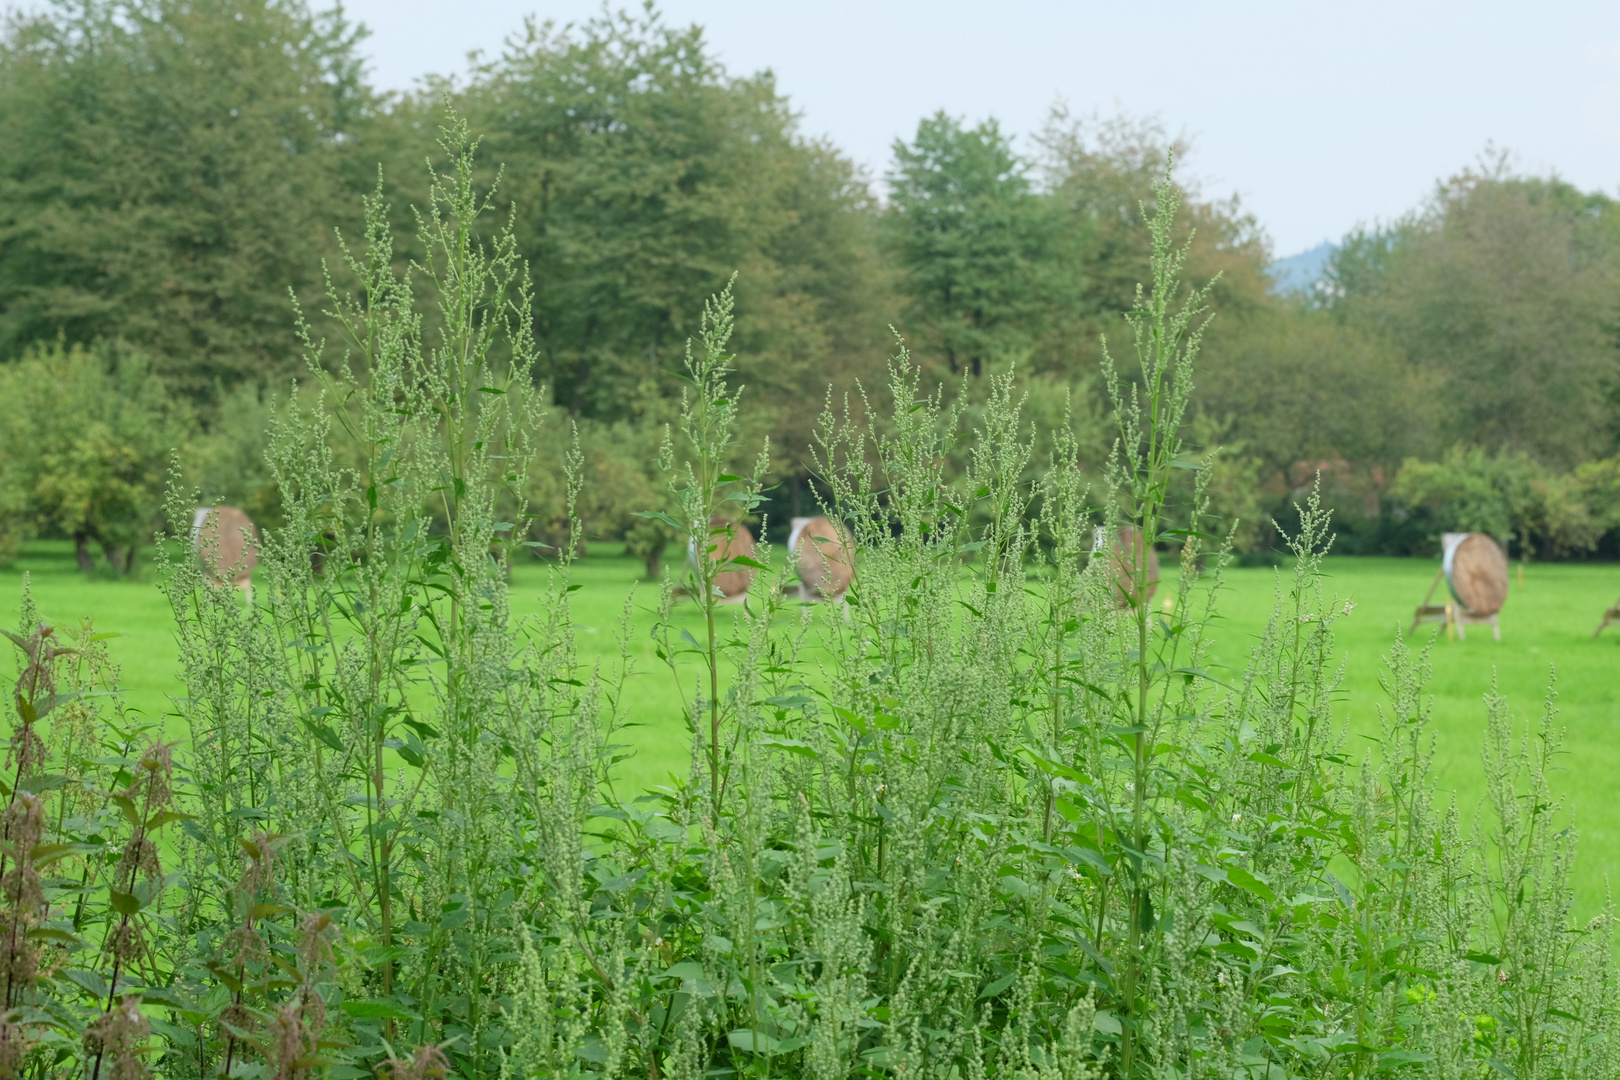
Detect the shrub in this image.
<box><xmin>0</xmin><ymin>340</ymin><xmax>191</xmax><ymax>572</ymax></box>
<box><xmin>1390</xmin><ymin>444</ymin><xmax>1547</xmax><ymax>555</ymax></box>
<box><xmin>3</xmin><ymin>128</ymin><xmax>1614</xmax><ymax>1080</ymax></box>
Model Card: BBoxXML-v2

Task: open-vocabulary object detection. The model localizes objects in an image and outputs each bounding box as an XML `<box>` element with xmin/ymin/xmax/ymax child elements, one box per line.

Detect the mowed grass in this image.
<box><xmin>6</xmin><ymin>541</ymin><xmax>1620</xmax><ymax>918</ymax></box>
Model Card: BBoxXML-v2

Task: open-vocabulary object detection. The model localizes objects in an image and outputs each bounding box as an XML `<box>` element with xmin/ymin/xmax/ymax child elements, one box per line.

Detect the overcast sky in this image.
<box><xmin>341</xmin><ymin>0</ymin><xmax>1620</xmax><ymax>257</ymax></box>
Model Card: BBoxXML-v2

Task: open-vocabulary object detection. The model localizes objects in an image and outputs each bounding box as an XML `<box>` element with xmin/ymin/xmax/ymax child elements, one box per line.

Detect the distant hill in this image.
<box><xmin>1268</xmin><ymin>241</ymin><xmax>1336</xmax><ymax>295</ymax></box>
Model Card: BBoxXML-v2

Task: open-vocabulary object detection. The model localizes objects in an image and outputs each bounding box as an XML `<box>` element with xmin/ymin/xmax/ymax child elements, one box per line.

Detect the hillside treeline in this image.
<box><xmin>2</xmin><ymin>0</ymin><xmax>1618</xmax><ymax>569</ymax></box>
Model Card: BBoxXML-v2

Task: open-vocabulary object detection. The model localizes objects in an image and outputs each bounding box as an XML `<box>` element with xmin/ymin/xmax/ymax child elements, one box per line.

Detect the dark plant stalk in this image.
<box><xmin>91</xmin><ymin>779</ymin><xmax>158</xmax><ymax>1080</ymax></box>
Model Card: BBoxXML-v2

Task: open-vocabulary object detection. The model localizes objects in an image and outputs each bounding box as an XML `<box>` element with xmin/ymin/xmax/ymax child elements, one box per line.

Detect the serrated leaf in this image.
<box><xmin>1226</xmin><ymin>866</ymin><xmax>1276</xmax><ymax>904</ymax></box>
<box><xmin>144</xmin><ymin>810</ymin><xmax>195</xmax><ymax>831</ymax></box>
<box><xmin>27</xmin><ymin>843</ymin><xmax>77</xmax><ymax>868</ymax></box>
<box><xmin>301</xmin><ymin>718</ymin><xmax>344</xmax><ymax>753</ymax></box>
<box><xmin>341</xmin><ymin>1000</ymin><xmax>418</xmax><ymax>1020</ymax></box>
<box><xmin>759</xmin><ymin>736</ymin><xmax>817</xmax><ymax>759</ymax></box>
<box><xmin>139</xmin><ymin>986</ymin><xmax>197</xmax><ymax>1012</ymax></box>
<box><xmin>149</xmin><ymin>1018</ymin><xmax>198</xmax><ymax>1046</ymax></box>
<box><xmin>979</xmin><ymin>973</ymin><xmax>1016</xmax><ymax>999</ymax></box>
<box><xmin>63</xmin><ymin>968</ymin><xmax>107</xmax><ymax>999</ymax></box>
<box><xmin>643</xmin><ymin>818</ymin><xmax>686</xmax><ymax>844</ymax></box>
<box><xmin>111</xmin><ymin>795</ymin><xmax>141</xmax><ymax>829</ymax></box>
<box><xmin>727</xmin><ymin>1029</ymin><xmax>790</xmax><ymax>1055</ymax></box>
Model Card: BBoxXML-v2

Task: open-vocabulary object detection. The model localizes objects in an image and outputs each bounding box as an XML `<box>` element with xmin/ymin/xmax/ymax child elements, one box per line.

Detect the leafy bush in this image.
<box><xmin>3</xmin><ymin>130</ymin><xmax>1614</xmax><ymax>1080</ymax></box>
<box><xmin>0</xmin><ymin>340</ymin><xmax>191</xmax><ymax>572</ymax></box>
<box><xmin>1390</xmin><ymin>444</ymin><xmax>1620</xmax><ymax>559</ymax></box>
<box><xmin>1391</xmin><ymin>444</ymin><xmax>1548</xmax><ymax>554</ymax></box>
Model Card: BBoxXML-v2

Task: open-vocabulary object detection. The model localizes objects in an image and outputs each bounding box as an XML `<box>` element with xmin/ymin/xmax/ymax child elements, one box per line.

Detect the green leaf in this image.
<box><xmin>727</xmin><ymin>1030</ymin><xmax>790</xmax><ymax>1055</ymax></box>
<box><xmin>340</xmin><ymin>999</ymin><xmax>419</xmax><ymax>1020</ymax></box>
<box><xmin>108</xmin><ymin>890</ymin><xmax>142</xmax><ymax>915</ymax></box>
<box><xmin>978</xmin><ymin>973</ymin><xmax>1016</xmax><ymax>999</ymax></box>
<box><xmin>18</xmin><ymin>772</ymin><xmax>69</xmax><ymax>794</ymax></box>
<box><xmin>759</xmin><ymin>736</ymin><xmax>817</xmax><ymax>758</ymax></box>
<box><xmin>632</xmin><ymin>510</ymin><xmax>683</xmax><ymax>529</ymax></box>
<box><xmin>63</xmin><ymin>968</ymin><xmax>108</xmax><ymax>999</ymax></box>
<box><xmin>1225</xmin><ymin>866</ymin><xmax>1276</xmax><ymax>904</ymax></box>
<box><xmin>111</xmin><ymin>794</ymin><xmax>141</xmax><ymax>829</ymax></box>
<box><xmin>1062</xmin><ymin>846</ymin><xmax>1113</xmax><ymax>876</ymax></box>
<box><xmin>143</xmin><ymin>810</ymin><xmax>195</xmax><ymax>831</ymax></box>
<box><xmin>662</xmin><ymin>962</ymin><xmax>706</xmax><ymax>981</ymax></box>
<box><xmin>643</xmin><ymin>818</ymin><xmax>687</xmax><ymax>844</ymax></box>
<box><xmin>301</xmin><ymin>718</ymin><xmax>344</xmax><ymax>753</ymax></box>
<box><xmin>149</xmin><ymin>1018</ymin><xmax>198</xmax><ymax>1047</ymax></box>
<box><xmin>27</xmin><ymin>842</ymin><xmax>77</xmax><ymax>868</ymax></box>
<box><xmin>139</xmin><ymin>986</ymin><xmax>198</xmax><ymax>1011</ymax></box>
<box><xmin>1381</xmin><ymin>1050</ymin><xmax>1433</xmax><ymax>1068</ymax></box>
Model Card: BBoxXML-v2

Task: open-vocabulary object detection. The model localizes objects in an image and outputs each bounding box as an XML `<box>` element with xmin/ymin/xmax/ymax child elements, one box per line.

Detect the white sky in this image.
<box><xmin>343</xmin><ymin>0</ymin><xmax>1620</xmax><ymax>257</ymax></box>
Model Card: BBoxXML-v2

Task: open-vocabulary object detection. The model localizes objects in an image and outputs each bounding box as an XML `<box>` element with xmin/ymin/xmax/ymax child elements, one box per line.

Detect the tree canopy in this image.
<box><xmin>3</xmin><ymin>2</ymin><xmax>1619</xmax><ymax>563</ymax></box>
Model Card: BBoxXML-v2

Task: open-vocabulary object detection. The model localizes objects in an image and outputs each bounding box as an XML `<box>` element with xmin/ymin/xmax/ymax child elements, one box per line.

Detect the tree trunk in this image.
<box><xmin>643</xmin><ymin>539</ymin><xmax>666</xmax><ymax>581</ymax></box>
<box><xmin>74</xmin><ymin>533</ymin><xmax>94</xmax><ymax>572</ymax></box>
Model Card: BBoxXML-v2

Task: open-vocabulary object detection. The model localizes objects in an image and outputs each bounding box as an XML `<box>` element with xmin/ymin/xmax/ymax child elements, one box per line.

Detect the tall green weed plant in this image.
<box><xmin>2</xmin><ymin>127</ymin><xmax>1614</xmax><ymax>1080</ymax></box>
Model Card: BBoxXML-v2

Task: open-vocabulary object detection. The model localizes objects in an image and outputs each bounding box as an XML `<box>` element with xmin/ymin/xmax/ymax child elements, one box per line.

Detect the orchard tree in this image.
<box><xmin>0</xmin><ymin>342</ymin><xmax>191</xmax><ymax>573</ymax></box>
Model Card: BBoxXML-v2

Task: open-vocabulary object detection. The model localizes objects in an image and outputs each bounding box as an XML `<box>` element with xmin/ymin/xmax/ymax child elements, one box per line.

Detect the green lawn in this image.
<box><xmin>7</xmin><ymin>542</ymin><xmax>1620</xmax><ymax>917</ymax></box>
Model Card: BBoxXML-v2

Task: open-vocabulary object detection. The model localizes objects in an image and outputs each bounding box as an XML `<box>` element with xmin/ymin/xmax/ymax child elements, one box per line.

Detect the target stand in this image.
<box><xmin>1409</xmin><ymin>532</ymin><xmax>1506</xmax><ymax>642</ymax></box>
<box><xmin>1409</xmin><ymin>580</ymin><xmax>1456</xmax><ymax>639</ymax></box>
<box><xmin>1595</xmin><ymin>596</ymin><xmax>1620</xmax><ymax>638</ymax></box>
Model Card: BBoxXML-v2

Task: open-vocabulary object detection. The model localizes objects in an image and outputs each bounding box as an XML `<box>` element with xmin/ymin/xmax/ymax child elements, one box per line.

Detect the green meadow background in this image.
<box><xmin>7</xmin><ymin>542</ymin><xmax>1619</xmax><ymax>918</ymax></box>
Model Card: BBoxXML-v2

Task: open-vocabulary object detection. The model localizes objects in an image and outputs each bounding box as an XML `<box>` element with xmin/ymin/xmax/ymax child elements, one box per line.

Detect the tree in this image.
<box><xmin>885</xmin><ymin>113</ymin><xmax>1059</xmax><ymax>378</ymax></box>
<box><xmin>1034</xmin><ymin>110</ymin><xmax>1273</xmax><ymax>382</ymax></box>
<box><xmin>1196</xmin><ymin>307</ymin><xmax>1434</xmax><ymax>484</ymax></box>
<box><xmin>0</xmin><ymin>341</ymin><xmax>192</xmax><ymax>572</ymax></box>
<box><xmin>465</xmin><ymin>9</ymin><xmax>888</xmax><ymax>435</ymax></box>
<box><xmin>0</xmin><ymin>0</ymin><xmax>375</xmax><ymax>404</ymax></box>
<box><xmin>1326</xmin><ymin>164</ymin><xmax>1620</xmax><ymax>467</ymax></box>
<box><xmin>1390</xmin><ymin>445</ymin><xmax>1549</xmax><ymax>557</ymax></box>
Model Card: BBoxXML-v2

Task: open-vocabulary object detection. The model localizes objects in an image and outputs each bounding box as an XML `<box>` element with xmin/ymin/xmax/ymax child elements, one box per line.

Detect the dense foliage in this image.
<box><xmin>7</xmin><ymin>3</ymin><xmax>1619</xmax><ymax>565</ymax></box>
<box><xmin>0</xmin><ymin>342</ymin><xmax>190</xmax><ymax>571</ymax></box>
<box><xmin>1</xmin><ymin>131</ymin><xmax>1614</xmax><ymax>1080</ymax></box>
<box><xmin>0</xmin><ymin>0</ymin><xmax>373</xmax><ymax>398</ymax></box>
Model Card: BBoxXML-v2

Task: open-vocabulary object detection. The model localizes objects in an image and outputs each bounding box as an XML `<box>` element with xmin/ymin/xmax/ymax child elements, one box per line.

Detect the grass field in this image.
<box><xmin>6</xmin><ymin>541</ymin><xmax>1620</xmax><ymax>918</ymax></box>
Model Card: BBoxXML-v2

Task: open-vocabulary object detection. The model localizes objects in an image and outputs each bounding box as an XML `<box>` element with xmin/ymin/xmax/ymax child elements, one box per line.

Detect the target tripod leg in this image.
<box><xmin>1410</xmin><ymin>568</ymin><xmax>1446</xmax><ymax>634</ymax></box>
